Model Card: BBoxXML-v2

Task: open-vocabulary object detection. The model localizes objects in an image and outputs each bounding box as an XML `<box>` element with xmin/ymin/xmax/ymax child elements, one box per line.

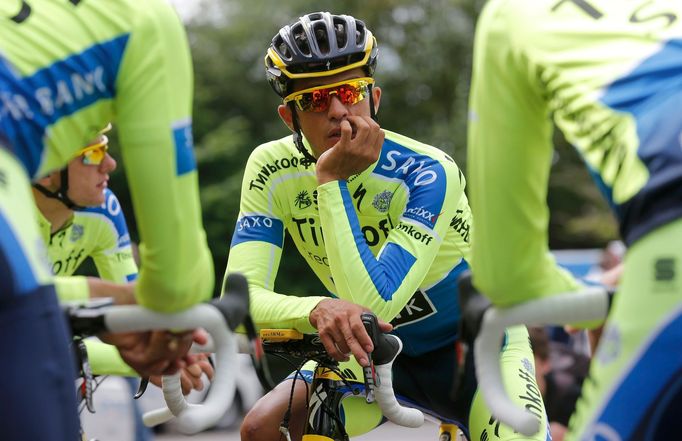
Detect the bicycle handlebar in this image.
<box><xmin>136</xmin><ymin>273</ymin><xmax>249</xmax><ymax>434</ymax></box>
<box><xmin>360</xmin><ymin>312</ymin><xmax>424</xmax><ymax>428</ymax></box>
<box><xmin>474</xmin><ymin>286</ymin><xmax>611</xmax><ymax>436</ymax></box>
<box><xmin>371</xmin><ymin>334</ymin><xmax>424</xmax><ymax>428</ymax></box>
<box><xmin>67</xmin><ymin>273</ymin><xmax>250</xmax><ymax>435</ymax></box>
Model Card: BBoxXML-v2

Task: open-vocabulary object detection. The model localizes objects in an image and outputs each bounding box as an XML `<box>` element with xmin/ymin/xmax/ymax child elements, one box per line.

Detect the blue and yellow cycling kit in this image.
<box><xmin>468</xmin><ymin>1</ymin><xmax>682</xmax><ymax>439</ymax></box>
<box><xmin>227</xmin><ymin>130</ymin><xmax>549</xmax><ymax>439</ymax></box>
<box><xmin>228</xmin><ymin>130</ymin><xmax>471</xmax><ymax>356</ymax></box>
<box><xmin>0</xmin><ymin>1</ymin><xmax>211</xmax><ymax>438</ymax></box>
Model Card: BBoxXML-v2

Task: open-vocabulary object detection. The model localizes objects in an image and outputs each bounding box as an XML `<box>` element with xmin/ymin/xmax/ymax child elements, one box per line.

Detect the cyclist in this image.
<box><xmin>468</xmin><ymin>1</ymin><xmax>682</xmax><ymax>439</ymax></box>
<box><xmin>0</xmin><ymin>1</ymin><xmax>213</xmax><ymax>439</ymax></box>
<box><xmin>32</xmin><ymin>125</ymin><xmax>212</xmax><ymax>391</ymax></box>
<box><xmin>228</xmin><ymin>12</ymin><xmax>549</xmax><ymax>441</ymax></box>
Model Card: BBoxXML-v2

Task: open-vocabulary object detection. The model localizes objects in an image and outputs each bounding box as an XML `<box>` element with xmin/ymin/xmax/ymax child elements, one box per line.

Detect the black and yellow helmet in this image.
<box><xmin>265</xmin><ymin>12</ymin><xmax>378</xmax><ymax>97</ymax></box>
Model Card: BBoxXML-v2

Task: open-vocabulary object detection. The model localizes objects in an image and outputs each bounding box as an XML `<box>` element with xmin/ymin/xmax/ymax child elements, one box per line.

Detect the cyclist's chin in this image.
<box><xmin>80</xmin><ymin>193</ymin><xmax>105</xmax><ymax>208</ymax></box>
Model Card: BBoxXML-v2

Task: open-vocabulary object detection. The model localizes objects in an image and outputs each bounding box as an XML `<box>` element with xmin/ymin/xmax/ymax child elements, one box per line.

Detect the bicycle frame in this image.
<box><xmin>259</xmin><ymin>313</ymin><xmax>424</xmax><ymax>441</ymax></box>
<box><xmin>303</xmin><ymin>365</ymin><xmax>359</xmax><ymax>441</ymax></box>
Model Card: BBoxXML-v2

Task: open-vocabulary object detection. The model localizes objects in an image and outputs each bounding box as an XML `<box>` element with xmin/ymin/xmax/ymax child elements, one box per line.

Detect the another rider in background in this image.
<box><xmin>468</xmin><ymin>1</ymin><xmax>682</xmax><ymax>438</ymax></box>
<box><xmin>228</xmin><ymin>11</ymin><xmax>549</xmax><ymax>441</ymax></box>
<box><xmin>32</xmin><ymin>124</ymin><xmax>212</xmax><ymax>395</ymax></box>
<box><xmin>0</xmin><ymin>1</ymin><xmax>213</xmax><ymax>438</ymax></box>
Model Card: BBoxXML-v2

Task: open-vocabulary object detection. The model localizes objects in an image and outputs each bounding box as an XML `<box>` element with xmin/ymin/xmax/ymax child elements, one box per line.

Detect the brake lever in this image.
<box><xmin>134</xmin><ymin>377</ymin><xmax>149</xmax><ymax>399</ymax></box>
<box><xmin>361</xmin><ymin>312</ymin><xmax>380</xmax><ymax>403</ymax></box>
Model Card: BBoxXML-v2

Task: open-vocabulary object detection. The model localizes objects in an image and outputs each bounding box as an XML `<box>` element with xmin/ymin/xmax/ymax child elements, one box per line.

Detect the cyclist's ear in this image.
<box><xmin>372</xmin><ymin>86</ymin><xmax>382</xmax><ymax>115</ymax></box>
<box><xmin>277</xmin><ymin>104</ymin><xmax>294</xmax><ymax>132</ymax></box>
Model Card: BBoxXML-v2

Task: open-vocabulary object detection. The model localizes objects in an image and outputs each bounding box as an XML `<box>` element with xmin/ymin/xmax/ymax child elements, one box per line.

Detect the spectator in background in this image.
<box><xmin>529</xmin><ymin>326</ymin><xmax>590</xmax><ymax>441</ymax></box>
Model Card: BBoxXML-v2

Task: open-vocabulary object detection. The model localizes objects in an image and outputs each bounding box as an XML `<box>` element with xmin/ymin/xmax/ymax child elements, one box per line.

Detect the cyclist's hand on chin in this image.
<box><xmin>316</xmin><ymin>117</ymin><xmax>384</xmax><ymax>185</ymax></box>
<box><xmin>102</xmin><ymin>328</ymin><xmax>205</xmax><ymax>377</ymax></box>
<box><xmin>309</xmin><ymin>298</ymin><xmax>392</xmax><ymax>367</ymax></box>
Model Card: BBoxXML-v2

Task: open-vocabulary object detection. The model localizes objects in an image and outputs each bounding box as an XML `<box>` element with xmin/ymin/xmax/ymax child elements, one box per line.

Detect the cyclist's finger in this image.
<box><xmin>191</xmin><ymin>328</ymin><xmax>209</xmax><ymax>346</ymax></box>
<box><xmin>318</xmin><ymin>330</ymin><xmax>347</xmax><ymax>362</ymax></box>
<box><xmin>180</xmin><ymin>368</ymin><xmax>204</xmax><ymax>394</ymax></box>
<box><xmin>378</xmin><ymin>319</ymin><xmax>393</xmax><ymax>333</ymax></box>
<box><xmin>338</xmin><ymin>119</ymin><xmax>353</xmax><ymax>147</ymax></box>
<box><xmin>195</xmin><ymin>358</ymin><xmax>214</xmax><ymax>381</ymax></box>
<box><xmin>350</xmin><ymin>316</ymin><xmax>374</xmax><ymax>356</ymax></box>
<box><xmin>347</xmin><ymin>115</ymin><xmax>368</xmax><ymax>140</ymax></box>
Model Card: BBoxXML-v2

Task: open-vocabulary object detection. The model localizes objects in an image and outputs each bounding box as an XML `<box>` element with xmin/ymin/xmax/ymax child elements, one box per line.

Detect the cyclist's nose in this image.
<box><xmin>327</xmin><ymin>95</ymin><xmax>348</xmax><ymax>119</ymax></box>
<box><xmin>100</xmin><ymin>153</ymin><xmax>117</xmax><ymax>173</ymax></box>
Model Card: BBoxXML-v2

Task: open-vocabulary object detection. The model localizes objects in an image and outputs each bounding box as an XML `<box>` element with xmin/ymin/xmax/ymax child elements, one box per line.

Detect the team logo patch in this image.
<box><xmin>372</xmin><ymin>190</ymin><xmax>392</xmax><ymax>213</ymax></box>
<box><xmin>294</xmin><ymin>190</ymin><xmax>313</xmax><ymax>209</ymax></box>
<box><xmin>70</xmin><ymin>224</ymin><xmax>84</xmax><ymax>242</ymax></box>
<box><xmin>391</xmin><ymin>290</ymin><xmax>436</xmax><ymax>328</ymax></box>
<box><xmin>521</xmin><ymin>357</ymin><xmax>534</xmax><ymax>376</ymax></box>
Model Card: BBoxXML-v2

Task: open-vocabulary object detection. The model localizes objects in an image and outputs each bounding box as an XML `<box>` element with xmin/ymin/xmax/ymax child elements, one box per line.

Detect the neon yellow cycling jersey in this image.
<box><xmin>468</xmin><ymin>0</ymin><xmax>682</xmax><ymax>305</ymax></box>
<box><xmin>38</xmin><ymin>188</ymin><xmax>137</xmax><ymax>302</ymax></box>
<box><xmin>39</xmin><ymin>188</ymin><xmax>138</xmax><ymax>376</ymax></box>
<box><xmin>0</xmin><ymin>0</ymin><xmax>212</xmax><ymax>311</ymax></box>
<box><xmin>227</xmin><ymin>130</ymin><xmax>472</xmax><ymax>355</ymax></box>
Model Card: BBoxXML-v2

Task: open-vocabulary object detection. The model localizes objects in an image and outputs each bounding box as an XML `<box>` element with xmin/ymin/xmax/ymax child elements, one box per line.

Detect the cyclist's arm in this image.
<box><xmin>317</xmin><ymin>158</ymin><xmax>463</xmax><ymax>323</ymax></box>
<box><xmin>87</xmin><ymin>190</ymin><xmax>138</xmax><ymax>284</ymax></box>
<box><xmin>467</xmin><ymin>0</ymin><xmax>579</xmax><ymax>307</ymax></box>
<box><xmin>114</xmin><ymin>0</ymin><xmax>213</xmax><ymax>312</ymax></box>
<box><xmin>224</xmin><ymin>147</ymin><xmax>325</xmax><ymax>333</ymax></box>
<box><xmin>53</xmin><ymin>276</ymin><xmax>90</xmax><ymax>302</ymax></box>
<box><xmin>84</xmin><ymin>339</ymin><xmax>137</xmax><ymax>377</ymax></box>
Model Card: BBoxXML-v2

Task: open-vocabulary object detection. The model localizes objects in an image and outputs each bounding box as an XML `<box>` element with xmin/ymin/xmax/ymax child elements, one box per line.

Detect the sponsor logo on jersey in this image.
<box><xmin>294</xmin><ymin>190</ymin><xmax>313</xmax><ymax>209</ymax></box>
<box><xmin>292</xmin><ymin>216</ymin><xmax>394</xmax><ymax>247</ymax></box>
<box><xmin>237</xmin><ymin>215</ymin><xmax>276</xmax><ymax>231</ymax></box>
<box><xmin>248</xmin><ymin>155</ymin><xmax>313</xmax><ymax>191</ymax></box>
<box><xmin>481</xmin><ymin>416</ymin><xmax>502</xmax><ymax>441</ymax></box>
<box><xmin>380</xmin><ymin>149</ymin><xmax>439</xmax><ymax>187</ymax></box>
<box><xmin>404</xmin><ymin>206</ymin><xmax>441</xmax><ymax>224</ymax></box>
<box><xmin>516</xmin><ymin>361</ymin><xmax>543</xmax><ymax>424</ymax></box>
<box><xmin>391</xmin><ymin>290</ymin><xmax>436</xmax><ymax>328</ymax></box>
<box><xmin>449</xmin><ymin>209</ymin><xmax>470</xmax><ymax>243</ymax></box>
<box><xmin>654</xmin><ymin>257</ymin><xmax>676</xmax><ymax>281</ymax></box>
<box><xmin>70</xmin><ymin>224</ymin><xmax>84</xmax><ymax>242</ymax></box>
<box><xmin>396</xmin><ymin>222</ymin><xmax>434</xmax><ymax>245</ymax></box>
<box><xmin>372</xmin><ymin>190</ymin><xmax>392</xmax><ymax>213</ymax></box>
<box><xmin>51</xmin><ymin>248</ymin><xmax>86</xmax><ymax>276</ymax></box>
<box><xmin>306</xmin><ymin>251</ymin><xmax>329</xmax><ymax>267</ymax></box>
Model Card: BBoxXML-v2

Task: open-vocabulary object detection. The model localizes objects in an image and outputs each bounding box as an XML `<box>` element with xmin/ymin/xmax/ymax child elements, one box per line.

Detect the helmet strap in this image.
<box><xmin>368</xmin><ymin>85</ymin><xmax>378</xmax><ymax>123</ymax></box>
<box><xmin>32</xmin><ymin>168</ymin><xmax>85</xmax><ymax>210</ymax></box>
<box><xmin>289</xmin><ymin>102</ymin><xmax>318</xmax><ymax>165</ymax></box>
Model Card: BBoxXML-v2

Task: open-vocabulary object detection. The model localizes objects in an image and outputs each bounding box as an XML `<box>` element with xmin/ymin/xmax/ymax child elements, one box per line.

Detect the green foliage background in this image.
<box><xmin>107</xmin><ymin>0</ymin><xmax>618</xmax><ymax>297</ymax></box>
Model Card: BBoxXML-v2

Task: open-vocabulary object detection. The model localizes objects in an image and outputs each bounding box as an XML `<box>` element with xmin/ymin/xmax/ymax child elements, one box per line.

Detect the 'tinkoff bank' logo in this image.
<box><xmin>396</xmin><ymin>222</ymin><xmax>434</xmax><ymax>245</ymax></box>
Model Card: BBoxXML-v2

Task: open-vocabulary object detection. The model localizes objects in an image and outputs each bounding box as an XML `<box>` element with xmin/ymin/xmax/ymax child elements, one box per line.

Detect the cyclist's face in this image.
<box><xmin>66</xmin><ymin>135</ymin><xmax>117</xmax><ymax>206</ymax></box>
<box><xmin>278</xmin><ymin>68</ymin><xmax>381</xmax><ymax>156</ymax></box>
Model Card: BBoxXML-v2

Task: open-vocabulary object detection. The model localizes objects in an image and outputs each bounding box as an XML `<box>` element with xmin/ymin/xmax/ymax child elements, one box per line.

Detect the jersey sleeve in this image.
<box><xmin>224</xmin><ymin>146</ymin><xmax>325</xmax><ymax>333</ymax></box>
<box><xmin>87</xmin><ymin>190</ymin><xmax>138</xmax><ymax>283</ymax></box>
<box><xmin>114</xmin><ymin>0</ymin><xmax>213</xmax><ymax>312</ymax></box>
<box><xmin>84</xmin><ymin>339</ymin><xmax>137</xmax><ymax>377</ymax></box>
<box><xmin>467</xmin><ymin>0</ymin><xmax>580</xmax><ymax>307</ymax></box>
<box><xmin>317</xmin><ymin>157</ymin><xmax>465</xmax><ymax>323</ymax></box>
<box><xmin>53</xmin><ymin>276</ymin><xmax>90</xmax><ymax>303</ymax></box>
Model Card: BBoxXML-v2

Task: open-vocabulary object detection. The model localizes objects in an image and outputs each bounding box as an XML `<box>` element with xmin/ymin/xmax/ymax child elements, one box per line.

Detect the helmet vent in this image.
<box><xmin>355</xmin><ymin>22</ymin><xmax>365</xmax><ymax>45</ymax></box>
<box><xmin>333</xmin><ymin>18</ymin><xmax>348</xmax><ymax>49</ymax></box>
<box><xmin>312</xmin><ymin>22</ymin><xmax>330</xmax><ymax>55</ymax></box>
<box><xmin>274</xmin><ymin>35</ymin><xmax>292</xmax><ymax>60</ymax></box>
<box><xmin>291</xmin><ymin>23</ymin><xmax>311</xmax><ymax>56</ymax></box>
